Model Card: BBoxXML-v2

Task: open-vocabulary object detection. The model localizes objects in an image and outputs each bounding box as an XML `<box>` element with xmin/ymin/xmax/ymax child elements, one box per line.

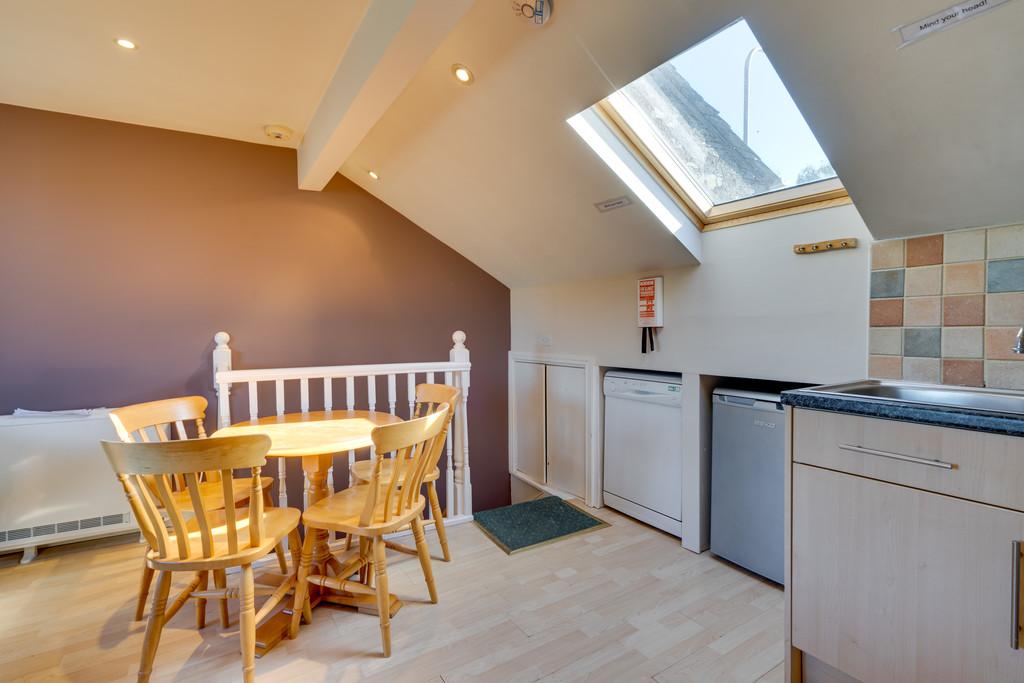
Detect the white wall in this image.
<box><xmin>512</xmin><ymin>204</ymin><xmax>872</xmax><ymax>385</ymax></box>
<box><xmin>513</xmin><ymin>203</ymin><xmax>872</xmax><ymax>552</ymax></box>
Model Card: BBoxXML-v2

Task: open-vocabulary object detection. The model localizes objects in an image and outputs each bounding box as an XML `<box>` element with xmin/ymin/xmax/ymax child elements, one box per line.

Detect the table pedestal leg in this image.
<box><xmin>254</xmin><ymin>453</ymin><xmax>402</xmax><ymax>656</ymax></box>
<box><xmin>303</xmin><ymin>454</ymin><xmax>403</xmax><ymax>616</ymax></box>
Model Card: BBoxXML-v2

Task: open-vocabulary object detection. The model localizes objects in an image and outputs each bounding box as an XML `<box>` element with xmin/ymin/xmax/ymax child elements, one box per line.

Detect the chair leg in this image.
<box><xmin>138</xmin><ymin>570</ymin><xmax>172</xmax><ymax>683</ymax></box>
<box><xmin>288</xmin><ymin>528</ymin><xmax>302</xmax><ymax>573</ymax></box>
<box><xmin>263</xmin><ymin>488</ymin><xmax>290</xmax><ymax>573</ymax></box>
<box><xmin>195</xmin><ymin>570</ymin><xmax>209</xmax><ymax>629</ymax></box>
<box><xmin>213</xmin><ymin>569</ymin><xmax>230</xmax><ymax>628</ymax></box>
<box><xmin>239</xmin><ymin>564</ymin><xmax>257</xmax><ymax>683</ymax></box>
<box><xmin>372</xmin><ymin>537</ymin><xmax>391</xmax><ymax>657</ymax></box>
<box><xmin>427</xmin><ymin>482</ymin><xmax>451</xmax><ymax>562</ymax></box>
<box><xmin>162</xmin><ymin>573</ymin><xmax>202</xmax><ymax>625</ymax></box>
<box><xmin>358</xmin><ymin>537</ymin><xmax>371</xmax><ymax>586</ymax></box>
<box><xmin>273</xmin><ymin>542</ymin><xmax>289</xmax><ymax>573</ymax></box>
<box><xmin>135</xmin><ymin>559</ymin><xmax>154</xmax><ymax>621</ymax></box>
<box><xmin>289</xmin><ymin>530</ymin><xmax>315</xmax><ymax>639</ymax></box>
<box><xmin>411</xmin><ymin>517</ymin><xmax>438</xmax><ymax>603</ymax></box>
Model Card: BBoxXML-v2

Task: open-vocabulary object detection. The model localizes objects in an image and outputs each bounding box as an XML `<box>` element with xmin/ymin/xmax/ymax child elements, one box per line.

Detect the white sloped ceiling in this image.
<box><xmin>341</xmin><ymin>0</ymin><xmax>1024</xmax><ymax>287</ymax></box>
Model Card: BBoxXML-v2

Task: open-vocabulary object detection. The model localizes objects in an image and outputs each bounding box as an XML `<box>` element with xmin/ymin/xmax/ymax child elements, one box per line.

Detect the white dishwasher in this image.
<box><xmin>602</xmin><ymin>370</ymin><xmax>683</xmax><ymax>537</ymax></box>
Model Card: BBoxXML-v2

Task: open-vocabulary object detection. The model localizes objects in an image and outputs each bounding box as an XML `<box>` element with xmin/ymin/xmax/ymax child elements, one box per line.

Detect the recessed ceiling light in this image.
<box><xmin>451</xmin><ymin>64</ymin><xmax>474</xmax><ymax>84</ymax></box>
<box><xmin>115</xmin><ymin>38</ymin><xmax>137</xmax><ymax>50</ymax></box>
<box><xmin>368</xmin><ymin>170</ymin><xmax>379</xmax><ymax>180</ymax></box>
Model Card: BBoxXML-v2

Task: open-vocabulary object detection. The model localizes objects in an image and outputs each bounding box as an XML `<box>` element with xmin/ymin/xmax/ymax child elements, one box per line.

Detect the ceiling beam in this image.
<box><xmin>297</xmin><ymin>0</ymin><xmax>472</xmax><ymax>191</ymax></box>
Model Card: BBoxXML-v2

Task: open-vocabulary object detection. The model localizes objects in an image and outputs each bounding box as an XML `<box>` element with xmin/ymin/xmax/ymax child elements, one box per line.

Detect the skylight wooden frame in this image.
<box><xmin>596</xmin><ymin>99</ymin><xmax>850</xmax><ymax>231</ymax></box>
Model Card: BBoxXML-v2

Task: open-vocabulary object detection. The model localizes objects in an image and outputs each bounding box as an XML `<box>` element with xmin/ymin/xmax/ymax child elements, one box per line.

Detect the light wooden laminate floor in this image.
<box><xmin>0</xmin><ymin>506</ymin><xmax>783</xmax><ymax>682</ymax></box>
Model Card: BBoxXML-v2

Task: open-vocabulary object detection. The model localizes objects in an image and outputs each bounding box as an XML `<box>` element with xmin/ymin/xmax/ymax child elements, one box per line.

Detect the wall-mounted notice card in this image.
<box><xmin>893</xmin><ymin>0</ymin><xmax>1015</xmax><ymax>47</ymax></box>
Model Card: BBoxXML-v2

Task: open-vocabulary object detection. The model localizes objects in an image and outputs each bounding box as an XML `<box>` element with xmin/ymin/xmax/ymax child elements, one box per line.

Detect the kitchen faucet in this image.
<box><xmin>1015</xmin><ymin>326</ymin><xmax>1024</xmax><ymax>354</ymax></box>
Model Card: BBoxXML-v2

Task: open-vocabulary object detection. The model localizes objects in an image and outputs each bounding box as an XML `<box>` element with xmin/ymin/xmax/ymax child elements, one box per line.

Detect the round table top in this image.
<box><xmin>213</xmin><ymin>410</ymin><xmax>403</xmax><ymax>457</ymax></box>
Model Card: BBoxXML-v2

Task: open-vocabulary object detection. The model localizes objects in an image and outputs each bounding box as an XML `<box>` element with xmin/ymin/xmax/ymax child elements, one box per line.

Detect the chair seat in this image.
<box><xmin>168</xmin><ymin>476</ymin><xmax>274</xmax><ymax>512</ymax></box>
<box><xmin>302</xmin><ymin>485</ymin><xmax>425</xmax><ymax>537</ymax></box>
<box><xmin>350</xmin><ymin>460</ymin><xmax>439</xmax><ymax>485</ymax></box>
<box><xmin>147</xmin><ymin>506</ymin><xmax>300</xmax><ymax>571</ymax></box>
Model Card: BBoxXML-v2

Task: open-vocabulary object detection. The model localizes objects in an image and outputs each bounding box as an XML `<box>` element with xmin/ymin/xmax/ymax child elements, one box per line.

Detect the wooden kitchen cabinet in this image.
<box><xmin>511</xmin><ymin>359</ymin><xmax>587</xmax><ymax>498</ymax></box>
<box><xmin>513</xmin><ymin>360</ymin><xmax>547</xmax><ymax>483</ymax></box>
<box><xmin>545</xmin><ymin>364</ymin><xmax>586</xmax><ymax>498</ymax></box>
<box><xmin>786</xmin><ymin>409</ymin><xmax>1024</xmax><ymax>679</ymax></box>
<box><xmin>789</xmin><ymin>415</ymin><xmax>1024</xmax><ymax>683</ymax></box>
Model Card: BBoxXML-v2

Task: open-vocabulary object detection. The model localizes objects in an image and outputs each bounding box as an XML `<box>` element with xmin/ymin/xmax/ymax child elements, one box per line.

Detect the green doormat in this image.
<box><xmin>474</xmin><ymin>496</ymin><xmax>609</xmax><ymax>555</ymax></box>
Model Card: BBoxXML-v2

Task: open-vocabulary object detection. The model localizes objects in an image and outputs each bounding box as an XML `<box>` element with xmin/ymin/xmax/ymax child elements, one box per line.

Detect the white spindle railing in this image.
<box><xmin>212</xmin><ymin>331</ymin><xmax>473</xmax><ymax>519</ymax></box>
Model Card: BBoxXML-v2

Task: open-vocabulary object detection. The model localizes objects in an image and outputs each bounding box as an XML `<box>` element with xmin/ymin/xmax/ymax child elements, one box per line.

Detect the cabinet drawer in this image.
<box><xmin>793</xmin><ymin>408</ymin><xmax>1024</xmax><ymax>512</ymax></box>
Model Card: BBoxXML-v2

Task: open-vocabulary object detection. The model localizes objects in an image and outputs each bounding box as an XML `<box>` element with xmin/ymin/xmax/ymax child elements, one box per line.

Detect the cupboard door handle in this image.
<box><xmin>838</xmin><ymin>444</ymin><xmax>955</xmax><ymax>469</ymax></box>
<box><xmin>1014</xmin><ymin>540</ymin><xmax>1022</xmax><ymax>650</ymax></box>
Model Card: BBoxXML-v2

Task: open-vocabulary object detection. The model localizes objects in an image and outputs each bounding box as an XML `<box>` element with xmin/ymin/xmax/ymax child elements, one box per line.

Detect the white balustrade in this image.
<box><xmin>212</xmin><ymin>331</ymin><xmax>474</xmax><ymax>520</ymax></box>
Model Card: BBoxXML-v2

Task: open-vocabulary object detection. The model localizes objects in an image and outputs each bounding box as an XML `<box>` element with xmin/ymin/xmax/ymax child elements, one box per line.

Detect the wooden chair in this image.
<box><xmin>109</xmin><ymin>396</ymin><xmax>285</xmax><ymax>625</ymax></box>
<box><xmin>290</xmin><ymin>404</ymin><xmax>451</xmax><ymax>657</ymax></box>
<box><xmin>102</xmin><ymin>435</ymin><xmax>301</xmax><ymax>683</ymax></box>
<box><xmin>348</xmin><ymin>384</ymin><xmax>459</xmax><ymax>561</ymax></box>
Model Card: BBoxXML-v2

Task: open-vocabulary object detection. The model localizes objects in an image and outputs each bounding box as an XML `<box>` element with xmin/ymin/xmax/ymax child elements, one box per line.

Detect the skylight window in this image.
<box><xmin>576</xmin><ymin>18</ymin><xmax>847</xmax><ymax>230</ymax></box>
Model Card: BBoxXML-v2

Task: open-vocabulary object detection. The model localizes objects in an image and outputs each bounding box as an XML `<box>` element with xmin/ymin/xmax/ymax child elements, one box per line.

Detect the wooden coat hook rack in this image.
<box><xmin>793</xmin><ymin>237</ymin><xmax>858</xmax><ymax>255</ymax></box>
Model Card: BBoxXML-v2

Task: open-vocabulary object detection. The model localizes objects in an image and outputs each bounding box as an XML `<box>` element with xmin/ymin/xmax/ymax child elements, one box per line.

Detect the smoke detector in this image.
<box><xmin>263</xmin><ymin>124</ymin><xmax>293</xmax><ymax>142</ymax></box>
<box><xmin>513</xmin><ymin>0</ymin><xmax>552</xmax><ymax>26</ymax></box>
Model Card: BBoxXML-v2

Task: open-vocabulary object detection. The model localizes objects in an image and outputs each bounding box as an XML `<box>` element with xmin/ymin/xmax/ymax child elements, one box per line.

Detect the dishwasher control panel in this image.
<box><xmin>604</xmin><ymin>371</ymin><xmax>682</xmax><ymax>404</ymax></box>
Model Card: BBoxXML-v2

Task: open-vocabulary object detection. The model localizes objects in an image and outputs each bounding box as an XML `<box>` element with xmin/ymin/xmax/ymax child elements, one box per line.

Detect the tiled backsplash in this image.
<box><xmin>869</xmin><ymin>225</ymin><xmax>1024</xmax><ymax>389</ymax></box>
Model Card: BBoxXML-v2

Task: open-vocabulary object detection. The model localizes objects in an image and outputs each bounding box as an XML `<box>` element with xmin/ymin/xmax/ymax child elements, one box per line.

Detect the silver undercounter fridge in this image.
<box><xmin>710</xmin><ymin>389</ymin><xmax>785</xmax><ymax>584</ymax></box>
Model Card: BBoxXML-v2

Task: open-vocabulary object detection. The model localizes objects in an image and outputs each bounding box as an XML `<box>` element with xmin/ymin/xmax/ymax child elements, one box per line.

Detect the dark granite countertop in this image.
<box><xmin>781</xmin><ymin>387</ymin><xmax>1024</xmax><ymax>438</ymax></box>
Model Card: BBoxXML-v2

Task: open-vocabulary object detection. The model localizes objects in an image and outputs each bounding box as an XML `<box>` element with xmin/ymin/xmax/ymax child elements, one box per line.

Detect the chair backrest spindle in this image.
<box><xmin>360</xmin><ymin>384</ymin><xmax>459</xmax><ymax>526</ymax></box>
<box><xmin>102</xmin><ymin>435</ymin><xmax>271</xmax><ymax>561</ymax></box>
<box><xmin>109</xmin><ymin>396</ymin><xmax>213</xmax><ymax>491</ymax></box>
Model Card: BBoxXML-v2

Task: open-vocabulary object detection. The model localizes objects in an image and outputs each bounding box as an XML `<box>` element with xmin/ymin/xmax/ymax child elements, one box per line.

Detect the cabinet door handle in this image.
<box><xmin>838</xmin><ymin>444</ymin><xmax>955</xmax><ymax>470</ymax></box>
<box><xmin>1014</xmin><ymin>540</ymin><xmax>1022</xmax><ymax>650</ymax></box>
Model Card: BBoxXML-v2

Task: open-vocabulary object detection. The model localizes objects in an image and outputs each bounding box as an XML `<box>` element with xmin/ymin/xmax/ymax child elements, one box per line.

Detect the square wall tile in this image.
<box><xmin>871</xmin><ymin>240</ymin><xmax>905</xmax><ymax>270</ymax></box>
<box><xmin>904</xmin><ymin>357</ymin><xmax>940</xmax><ymax>383</ymax></box>
<box><xmin>869</xmin><ymin>355</ymin><xmax>903</xmax><ymax>379</ymax></box>
<box><xmin>988</xmin><ymin>258</ymin><xmax>1024</xmax><ymax>293</ymax></box>
<box><xmin>985</xmin><ymin>327</ymin><xmax>1024</xmax><ymax>361</ymax></box>
<box><xmin>904</xmin><ymin>297</ymin><xmax>941</xmax><ymax>327</ymax></box>
<box><xmin>942</xmin><ymin>359</ymin><xmax>984</xmax><ymax>387</ymax></box>
<box><xmin>904</xmin><ymin>328</ymin><xmax>941</xmax><ymax>358</ymax></box>
<box><xmin>943</xmin><ymin>261</ymin><xmax>985</xmax><ymax>294</ymax></box>
<box><xmin>987</xmin><ymin>224</ymin><xmax>1024</xmax><ymax>259</ymax></box>
<box><xmin>906</xmin><ymin>234</ymin><xmax>944</xmax><ymax>267</ymax></box>
<box><xmin>870</xmin><ymin>299</ymin><xmax>904</xmax><ymax>327</ymax></box>
<box><xmin>941</xmin><ymin>327</ymin><xmax>983</xmax><ymax>358</ymax></box>
<box><xmin>985</xmin><ymin>360</ymin><xmax>1024</xmax><ymax>390</ymax></box>
<box><xmin>987</xmin><ymin>292</ymin><xmax>1024</xmax><ymax>326</ymax></box>
<box><xmin>905</xmin><ymin>265</ymin><xmax>942</xmax><ymax>297</ymax></box>
<box><xmin>871</xmin><ymin>269</ymin><xmax>905</xmax><ymax>298</ymax></box>
<box><xmin>943</xmin><ymin>295</ymin><xmax>985</xmax><ymax>326</ymax></box>
<box><xmin>944</xmin><ymin>229</ymin><xmax>987</xmax><ymax>263</ymax></box>
<box><xmin>869</xmin><ymin>328</ymin><xmax>903</xmax><ymax>355</ymax></box>
<box><xmin>868</xmin><ymin>227</ymin><xmax>1024</xmax><ymax>390</ymax></box>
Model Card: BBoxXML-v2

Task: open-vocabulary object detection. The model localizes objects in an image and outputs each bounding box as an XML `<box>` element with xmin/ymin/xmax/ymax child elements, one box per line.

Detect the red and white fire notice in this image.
<box><xmin>637</xmin><ymin>276</ymin><xmax>663</xmax><ymax>327</ymax></box>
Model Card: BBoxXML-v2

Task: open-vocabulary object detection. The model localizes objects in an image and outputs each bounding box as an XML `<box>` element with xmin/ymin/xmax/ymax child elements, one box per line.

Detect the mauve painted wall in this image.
<box><xmin>0</xmin><ymin>104</ymin><xmax>511</xmax><ymax>512</ymax></box>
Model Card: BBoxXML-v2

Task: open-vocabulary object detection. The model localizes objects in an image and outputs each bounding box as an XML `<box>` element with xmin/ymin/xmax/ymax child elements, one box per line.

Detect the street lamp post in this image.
<box><xmin>742</xmin><ymin>46</ymin><xmax>763</xmax><ymax>144</ymax></box>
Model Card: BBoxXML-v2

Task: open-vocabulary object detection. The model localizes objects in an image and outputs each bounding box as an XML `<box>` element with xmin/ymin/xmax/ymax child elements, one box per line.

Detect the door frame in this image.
<box><xmin>508</xmin><ymin>352</ymin><xmax>602</xmax><ymax>507</ymax></box>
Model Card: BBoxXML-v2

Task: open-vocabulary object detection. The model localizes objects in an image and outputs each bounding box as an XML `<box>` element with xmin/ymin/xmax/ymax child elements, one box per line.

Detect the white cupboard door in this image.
<box><xmin>545</xmin><ymin>364</ymin><xmax>586</xmax><ymax>498</ymax></box>
<box><xmin>513</xmin><ymin>360</ymin><xmax>546</xmax><ymax>484</ymax></box>
<box><xmin>792</xmin><ymin>464</ymin><xmax>1024</xmax><ymax>683</ymax></box>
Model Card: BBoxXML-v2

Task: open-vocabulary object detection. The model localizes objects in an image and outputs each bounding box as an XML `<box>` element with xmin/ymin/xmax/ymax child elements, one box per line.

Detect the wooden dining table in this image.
<box><xmin>213</xmin><ymin>409</ymin><xmax>404</xmax><ymax>656</ymax></box>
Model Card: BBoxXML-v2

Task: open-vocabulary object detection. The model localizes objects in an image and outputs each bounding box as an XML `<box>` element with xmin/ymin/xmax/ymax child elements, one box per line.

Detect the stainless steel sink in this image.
<box><xmin>799</xmin><ymin>380</ymin><xmax>1024</xmax><ymax>416</ymax></box>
